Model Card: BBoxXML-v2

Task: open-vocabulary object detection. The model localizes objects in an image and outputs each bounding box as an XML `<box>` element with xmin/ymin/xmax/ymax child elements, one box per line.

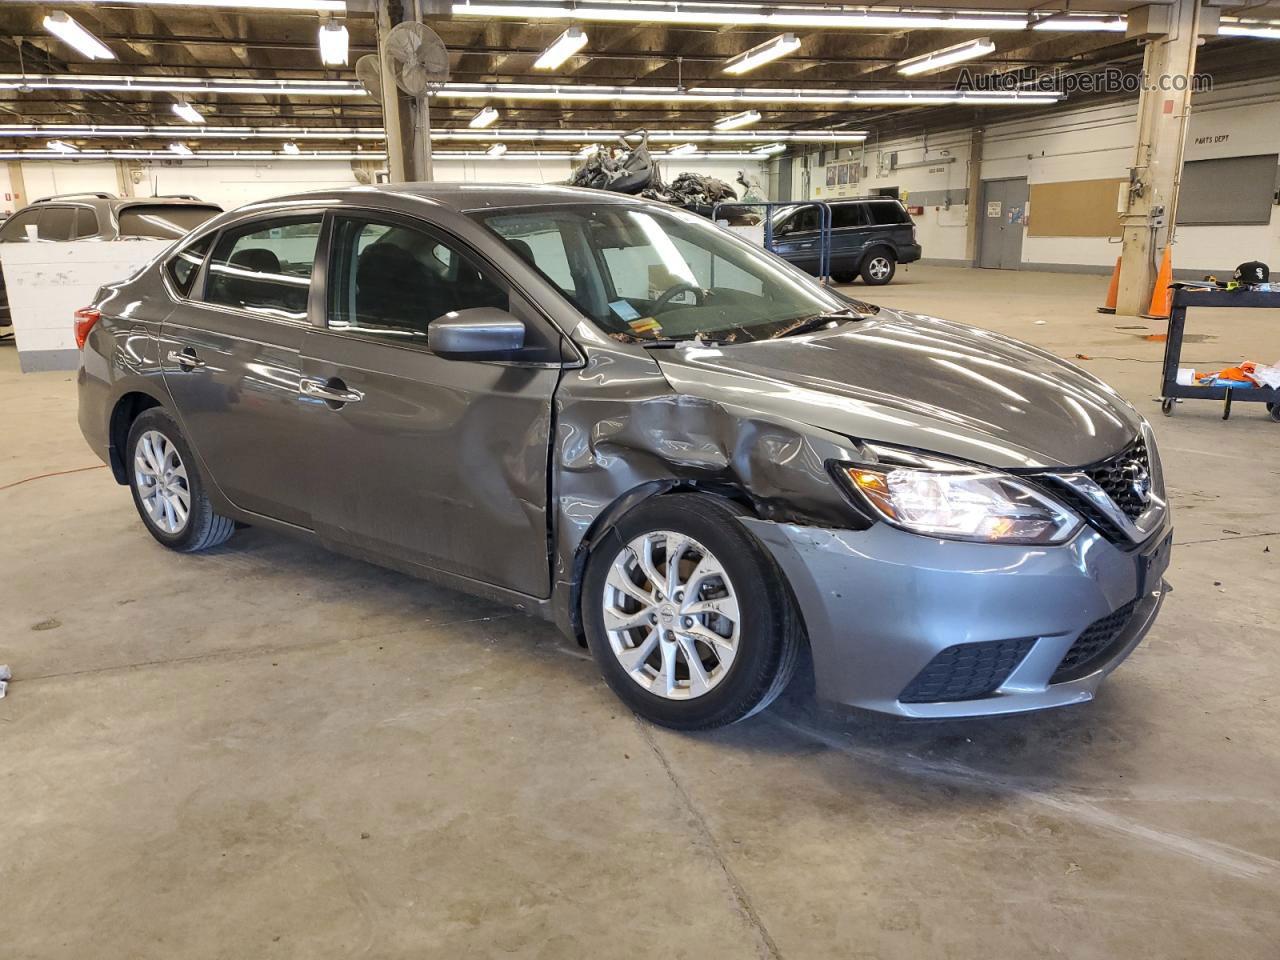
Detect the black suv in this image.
<box><xmin>0</xmin><ymin>192</ymin><xmax>222</xmax><ymax>335</ymax></box>
<box><xmin>769</xmin><ymin>197</ymin><xmax>921</xmax><ymax>285</ymax></box>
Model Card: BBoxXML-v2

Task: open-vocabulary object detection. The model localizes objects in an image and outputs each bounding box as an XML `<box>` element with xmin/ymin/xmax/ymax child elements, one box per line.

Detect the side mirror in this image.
<box><xmin>428</xmin><ymin>307</ymin><xmax>526</xmax><ymax>361</ymax></box>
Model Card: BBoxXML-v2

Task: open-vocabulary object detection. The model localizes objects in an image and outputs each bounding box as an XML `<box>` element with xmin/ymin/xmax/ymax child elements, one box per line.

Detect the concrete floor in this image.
<box><xmin>2</xmin><ymin>265</ymin><xmax>1278</xmax><ymax>959</ymax></box>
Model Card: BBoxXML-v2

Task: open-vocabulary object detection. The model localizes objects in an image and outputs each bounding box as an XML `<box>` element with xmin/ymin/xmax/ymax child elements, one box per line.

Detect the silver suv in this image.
<box><xmin>0</xmin><ymin>192</ymin><xmax>222</xmax><ymax>334</ymax></box>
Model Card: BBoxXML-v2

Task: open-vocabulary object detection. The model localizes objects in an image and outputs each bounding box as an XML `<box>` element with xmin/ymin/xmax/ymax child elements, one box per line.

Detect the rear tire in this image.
<box><xmin>582</xmin><ymin>493</ymin><xmax>803</xmax><ymax>730</ymax></box>
<box><xmin>126</xmin><ymin>408</ymin><xmax>235</xmax><ymax>552</ymax></box>
<box><xmin>861</xmin><ymin>250</ymin><xmax>896</xmax><ymax>285</ymax></box>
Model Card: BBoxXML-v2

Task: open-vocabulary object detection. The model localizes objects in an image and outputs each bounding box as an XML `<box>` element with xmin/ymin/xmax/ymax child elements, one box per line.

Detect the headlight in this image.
<box><xmin>832</xmin><ymin>451</ymin><xmax>1081</xmax><ymax>545</ymax></box>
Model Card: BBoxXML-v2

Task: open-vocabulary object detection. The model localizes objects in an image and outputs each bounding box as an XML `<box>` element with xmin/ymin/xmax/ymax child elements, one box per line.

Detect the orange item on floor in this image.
<box><xmin>1097</xmin><ymin>257</ymin><xmax>1121</xmax><ymax>314</ymax></box>
<box><xmin>1141</xmin><ymin>246</ymin><xmax>1174</xmax><ymax>320</ymax></box>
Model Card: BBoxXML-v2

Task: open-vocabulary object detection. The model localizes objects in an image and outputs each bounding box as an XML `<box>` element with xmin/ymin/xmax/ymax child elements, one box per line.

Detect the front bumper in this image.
<box><xmin>741</xmin><ymin>518</ymin><xmax>1171</xmax><ymax>718</ymax></box>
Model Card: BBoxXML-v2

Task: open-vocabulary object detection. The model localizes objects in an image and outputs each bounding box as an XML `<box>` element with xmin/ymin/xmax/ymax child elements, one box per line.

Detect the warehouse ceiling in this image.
<box><xmin>0</xmin><ymin>0</ymin><xmax>1278</xmax><ymax>159</ymax></box>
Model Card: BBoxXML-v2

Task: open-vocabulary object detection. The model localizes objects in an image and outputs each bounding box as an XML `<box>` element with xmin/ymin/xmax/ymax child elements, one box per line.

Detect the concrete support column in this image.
<box><xmin>1115</xmin><ymin>0</ymin><xmax>1202</xmax><ymax>316</ymax></box>
<box><xmin>965</xmin><ymin>126</ymin><xmax>984</xmax><ymax>266</ymax></box>
<box><xmin>375</xmin><ymin>0</ymin><xmax>410</xmax><ymax>184</ymax></box>
<box><xmin>6</xmin><ymin>161</ymin><xmax>27</xmax><ymax>209</ymax></box>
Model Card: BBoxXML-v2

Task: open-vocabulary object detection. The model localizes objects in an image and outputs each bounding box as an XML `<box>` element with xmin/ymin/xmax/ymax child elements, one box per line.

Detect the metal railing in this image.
<box><xmin>711</xmin><ymin>199</ymin><xmax>835</xmax><ymax>284</ymax></box>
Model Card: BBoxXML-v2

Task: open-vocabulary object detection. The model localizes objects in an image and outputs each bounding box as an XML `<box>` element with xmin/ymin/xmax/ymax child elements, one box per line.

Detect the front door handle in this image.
<box><xmin>166</xmin><ymin>348</ymin><xmax>205</xmax><ymax>369</ymax></box>
<box><xmin>300</xmin><ymin>376</ymin><xmax>364</xmax><ymax>405</ymax></box>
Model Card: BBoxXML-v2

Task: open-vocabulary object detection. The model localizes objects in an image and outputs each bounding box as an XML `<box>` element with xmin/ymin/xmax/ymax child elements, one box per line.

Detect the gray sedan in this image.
<box><xmin>76</xmin><ymin>183</ymin><xmax>1171</xmax><ymax>729</ymax></box>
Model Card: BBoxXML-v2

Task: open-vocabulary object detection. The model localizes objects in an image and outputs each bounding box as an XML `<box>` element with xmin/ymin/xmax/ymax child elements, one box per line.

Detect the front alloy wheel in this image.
<box><xmin>582</xmin><ymin>493</ymin><xmax>803</xmax><ymax>730</ymax></box>
<box><xmin>603</xmin><ymin>531</ymin><xmax>740</xmax><ymax>700</ymax></box>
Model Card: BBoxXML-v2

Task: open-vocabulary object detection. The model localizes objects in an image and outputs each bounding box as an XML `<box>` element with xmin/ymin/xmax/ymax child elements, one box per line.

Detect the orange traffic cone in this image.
<box><xmin>1096</xmin><ymin>256</ymin><xmax>1121</xmax><ymax>314</ymax></box>
<box><xmin>1141</xmin><ymin>246</ymin><xmax>1174</xmax><ymax>320</ymax></box>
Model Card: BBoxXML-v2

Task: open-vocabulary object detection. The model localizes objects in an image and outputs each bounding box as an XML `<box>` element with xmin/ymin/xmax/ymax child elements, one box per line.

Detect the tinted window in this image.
<box><xmin>329</xmin><ymin>216</ymin><xmax>509</xmax><ymax>342</ymax></box>
<box><xmin>119</xmin><ymin>204</ymin><xmax>221</xmax><ymax>239</ymax></box>
<box><xmin>867</xmin><ymin>201</ymin><xmax>908</xmax><ymax>226</ymax></box>
<box><xmin>71</xmin><ymin>207</ymin><xmax>99</xmax><ymax>239</ymax></box>
<box><xmin>38</xmin><ymin>206</ymin><xmax>76</xmax><ymax>241</ymax></box>
<box><xmin>787</xmin><ymin>207</ymin><xmax>819</xmax><ymax>233</ymax></box>
<box><xmin>165</xmin><ymin>234</ymin><xmax>214</xmax><ymax>298</ymax></box>
<box><xmin>0</xmin><ymin>209</ymin><xmax>39</xmax><ymax>242</ymax></box>
<box><xmin>204</xmin><ymin>217</ymin><xmax>322</xmax><ymax>320</ymax></box>
<box><xmin>831</xmin><ymin>204</ymin><xmax>868</xmax><ymax>229</ymax></box>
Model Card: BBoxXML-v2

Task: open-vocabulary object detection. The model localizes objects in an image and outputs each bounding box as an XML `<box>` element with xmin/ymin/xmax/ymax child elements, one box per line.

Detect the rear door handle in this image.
<box><xmin>300</xmin><ymin>376</ymin><xmax>364</xmax><ymax>405</ymax></box>
<box><xmin>166</xmin><ymin>348</ymin><xmax>205</xmax><ymax>369</ymax></box>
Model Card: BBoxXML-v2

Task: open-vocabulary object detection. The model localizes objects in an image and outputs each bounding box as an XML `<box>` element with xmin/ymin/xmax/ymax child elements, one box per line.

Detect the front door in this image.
<box><xmin>301</xmin><ymin>211</ymin><xmax>564</xmax><ymax>598</ymax></box>
<box><xmin>159</xmin><ymin>214</ymin><xmax>325</xmax><ymax>527</ymax></box>
<box><xmin>978</xmin><ymin>178</ymin><xmax>1028</xmax><ymax>270</ymax></box>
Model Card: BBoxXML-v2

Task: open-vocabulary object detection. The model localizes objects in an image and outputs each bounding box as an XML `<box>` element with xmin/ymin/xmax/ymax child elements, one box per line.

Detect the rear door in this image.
<box><xmin>863</xmin><ymin>200</ymin><xmax>911</xmax><ymax>260</ymax></box>
<box><xmin>159</xmin><ymin>213</ymin><xmax>326</xmax><ymax>527</ymax></box>
<box><xmin>829</xmin><ymin>202</ymin><xmax>870</xmax><ymax>264</ymax></box>
<box><xmin>300</xmin><ymin>210</ymin><xmax>564</xmax><ymax>597</ymax></box>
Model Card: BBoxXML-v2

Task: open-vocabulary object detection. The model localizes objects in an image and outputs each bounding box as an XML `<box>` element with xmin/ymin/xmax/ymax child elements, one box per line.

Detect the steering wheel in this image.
<box><xmin>652</xmin><ymin>282</ymin><xmax>705</xmax><ymax>312</ymax></box>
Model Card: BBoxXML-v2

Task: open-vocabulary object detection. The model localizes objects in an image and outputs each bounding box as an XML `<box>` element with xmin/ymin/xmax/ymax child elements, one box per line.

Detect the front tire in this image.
<box><xmin>126</xmin><ymin>408</ymin><xmax>235</xmax><ymax>552</ymax></box>
<box><xmin>582</xmin><ymin>493</ymin><xmax>803</xmax><ymax>730</ymax></box>
<box><xmin>861</xmin><ymin>250</ymin><xmax>896</xmax><ymax>285</ymax></box>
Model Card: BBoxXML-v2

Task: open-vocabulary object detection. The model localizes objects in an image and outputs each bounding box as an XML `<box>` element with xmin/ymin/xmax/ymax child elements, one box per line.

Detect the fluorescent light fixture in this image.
<box><xmin>1032</xmin><ymin>15</ymin><xmax>1127</xmax><ymax>31</ymax></box>
<box><xmin>486</xmin><ymin>143</ymin><xmax>507</xmax><ymax>157</ymax></box>
<box><xmin>453</xmin><ymin>2</ymin><xmax>1029</xmax><ymax>30</ymax></box>
<box><xmin>283</xmin><ymin>141</ymin><xmax>301</xmax><ymax>154</ymax></box>
<box><xmin>896</xmin><ymin>38</ymin><xmax>996</xmax><ymax>76</ymax></box>
<box><xmin>171</xmin><ymin>99</ymin><xmax>205</xmax><ymax>124</ymax></box>
<box><xmin>0</xmin><ymin>74</ymin><xmax>1064</xmax><ymax>106</ymax></box>
<box><xmin>723</xmin><ymin>33</ymin><xmax>800</xmax><ymax>75</ymax></box>
<box><xmin>0</xmin><ymin>146</ymin><xmax>788</xmax><ymax>161</ymax></box>
<box><xmin>468</xmin><ymin>106</ymin><xmax>500</xmax><ymax>128</ymax></box>
<box><xmin>47</xmin><ymin>139</ymin><xmax>79</xmax><ymax>153</ymax></box>
<box><xmin>43</xmin><ymin>11</ymin><xmax>115</xmax><ymax>61</ymax></box>
<box><xmin>714</xmin><ymin>109</ymin><xmax>761</xmax><ymax>131</ymax></box>
<box><xmin>318</xmin><ymin>22</ymin><xmax>349</xmax><ymax>65</ymax></box>
<box><xmin>0</xmin><ymin>122</ymin><xmax>868</xmax><ymax>144</ymax></box>
<box><xmin>430</xmin><ymin>81</ymin><xmax>1062</xmax><ymax>106</ymax></box>
<box><xmin>751</xmin><ymin>142</ymin><xmax>786</xmax><ymax>155</ymax></box>
<box><xmin>1220</xmin><ymin>20</ymin><xmax>1280</xmax><ymax>39</ymax></box>
<box><xmin>0</xmin><ymin>74</ymin><xmax>365</xmax><ymax>96</ymax></box>
<box><xmin>668</xmin><ymin>142</ymin><xmax>698</xmax><ymax>156</ymax></box>
<box><xmin>533</xmin><ymin>27</ymin><xmax>588</xmax><ymax>70</ymax></box>
<box><xmin>65</xmin><ymin>0</ymin><xmax>346</xmax><ymax>9</ymax></box>
<box><xmin>168</xmin><ymin>142</ymin><xmax>194</xmax><ymax>156</ymax></box>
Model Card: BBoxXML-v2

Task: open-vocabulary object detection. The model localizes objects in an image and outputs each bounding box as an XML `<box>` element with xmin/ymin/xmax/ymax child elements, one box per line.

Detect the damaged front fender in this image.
<box><xmin>549</xmin><ymin>338</ymin><xmax>866</xmax><ymax>641</ymax></box>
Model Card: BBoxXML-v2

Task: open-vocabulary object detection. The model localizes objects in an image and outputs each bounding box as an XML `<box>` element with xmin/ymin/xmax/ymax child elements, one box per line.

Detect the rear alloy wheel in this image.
<box><xmin>861</xmin><ymin>251</ymin><xmax>896</xmax><ymax>285</ymax></box>
<box><xmin>126</xmin><ymin>408</ymin><xmax>235</xmax><ymax>552</ymax></box>
<box><xmin>583</xmin><ymin>494</ymin><xmax>803</xmax><ymax>729</ymax></box>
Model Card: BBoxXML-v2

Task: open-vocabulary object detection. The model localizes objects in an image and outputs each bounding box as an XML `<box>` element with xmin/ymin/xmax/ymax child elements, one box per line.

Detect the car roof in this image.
<box><xmin>256</xmin><ymin>182</ymin><xmax>647</xmax><ymax>214</ymax></box>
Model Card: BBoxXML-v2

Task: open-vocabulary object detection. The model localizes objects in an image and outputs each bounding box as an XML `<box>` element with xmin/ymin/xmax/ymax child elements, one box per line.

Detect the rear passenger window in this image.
<box><xmin>867</xmin><ymin>202</ymin><xmax>908</xmax><ymax>226</ymax></box>
<box><xmin>831</xmin><ymin>204</ymin><xmax>868</xmax><ymax>229</ymax></box>
<box><xmin>72</xmin><ymin>208</ymin><xmax>99</xmax><ymax>239</ymax></box>
<box><xmin>38</xmin><ymin>206</ymin><xmax>76</xmax><ymax>241</ymax></box>
<box><xmin>203</xmin><ymin>217</ymin><xmax>322</xmax><ymax>320</ymax></box>
<box><xmin>165</xmin><ymin>234</ymin><xmax>214</xmax><ymax>298</ymax></box>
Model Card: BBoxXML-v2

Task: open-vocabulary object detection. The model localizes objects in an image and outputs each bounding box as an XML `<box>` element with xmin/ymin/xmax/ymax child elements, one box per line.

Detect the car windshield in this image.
<box><xmin>472</xmin><ymin>202</ymin><xmax>866</xmax><ymax>343</ymax></box>
<box><xmin>117</xmin><ymin>204</ymin><xmax>222</xmax><ymax>239</ymax></box>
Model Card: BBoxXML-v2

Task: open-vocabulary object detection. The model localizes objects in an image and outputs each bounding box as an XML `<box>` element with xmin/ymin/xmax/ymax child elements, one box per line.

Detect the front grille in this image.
<box><xmin>1084</xmin><ymin>435</ymin><xmax>1150</xmax><ymax>522</ymax></box>
<box><xmin>1050</xmin><ymin>600</ymin><xmax>1139</xmax><ymax>683</ymax></box>
<box><xmin>899</xmin><ymin>637</ymin><xmax>1035</xmax><ymax>703</ymax></box>
<box><xmin>1039</xmin><ymin>435</ymin><xmax>1152</xmax><ymax>542</ymax></box>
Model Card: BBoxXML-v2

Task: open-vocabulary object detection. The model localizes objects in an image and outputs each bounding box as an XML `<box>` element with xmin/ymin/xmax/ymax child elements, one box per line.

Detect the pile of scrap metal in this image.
<box><xmin>566</xmin><ymin>130</ymin><xmax>760</xmax><ymax>223</ymax></box>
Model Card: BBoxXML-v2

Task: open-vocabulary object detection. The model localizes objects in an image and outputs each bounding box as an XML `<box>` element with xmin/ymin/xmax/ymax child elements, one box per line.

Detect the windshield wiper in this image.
<box><xmin>769</xmin><ymin>310</ymin><xmax>861</xmax><ymax>339</ymax></box>
<box><xmin>638</xmin><ymin>336</ymin><xmax>733</xmax><ymax>348</ymax></box>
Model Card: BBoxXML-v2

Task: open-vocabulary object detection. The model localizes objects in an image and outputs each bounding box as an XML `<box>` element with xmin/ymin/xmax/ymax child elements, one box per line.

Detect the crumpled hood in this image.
<box><xmin>653</xmin><ymin>307</ymin><xmax>1142</xmax><ymax>470</ymax></box>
